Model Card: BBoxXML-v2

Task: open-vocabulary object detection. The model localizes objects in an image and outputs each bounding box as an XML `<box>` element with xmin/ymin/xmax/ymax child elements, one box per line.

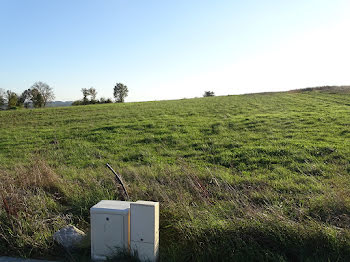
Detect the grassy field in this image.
<box><xmin>0</xmin><ymin>89</ymin><xmax>350</xmax><ymax>261</ymax></box>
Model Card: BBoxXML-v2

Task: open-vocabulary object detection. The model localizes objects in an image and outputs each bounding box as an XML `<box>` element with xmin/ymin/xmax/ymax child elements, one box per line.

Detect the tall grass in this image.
<box><xmin>0</xmin><ymin>91</ymin><xmax>350</xmax><ymax>261</ymax></box>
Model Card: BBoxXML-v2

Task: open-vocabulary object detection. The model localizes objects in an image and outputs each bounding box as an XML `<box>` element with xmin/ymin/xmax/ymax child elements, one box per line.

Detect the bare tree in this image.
<box><xmin>30</xmin><ymin>82</ymin><xmax>55</xmax><ymax>107</ymax></box>
<box><xmin>113</xmin><ymin>83</ymin><xmax>128</xmax><ymax>103</ymax></box>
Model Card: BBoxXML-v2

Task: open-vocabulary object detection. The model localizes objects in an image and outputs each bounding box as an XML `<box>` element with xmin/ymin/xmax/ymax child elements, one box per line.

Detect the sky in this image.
<box><xmin>1</xmin><ymin>0</ymin><xmax>350</xmax><ymax>102</ymax></box>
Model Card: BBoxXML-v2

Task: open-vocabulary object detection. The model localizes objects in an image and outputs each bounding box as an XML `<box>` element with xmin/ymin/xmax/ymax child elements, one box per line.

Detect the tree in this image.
<box><xmin>113</xmin><ymin>83</ymin><xmax>128</xmax><ymax>103</ymax></box>
<box><xmin>30</xmin><ymin>82</ymin><xmax>55</xmax><ymax>106</ymax></box>
<box><xmin>80</xmin><ymin>87</ymin><xmax>97</xmax><ymax>104</ymax></box>
<box><xmin>81</xmin><ymin>88</ymin><xmax>89</xmax><ymax>104</ymax></box>
<box><xmin>203</xmin><ymin>91</ymin><xmax>215</xmax><ymax>97</ymax></box>
<box><xmin>30</xmin><ymin>88</ymin><xmax>45</xmax><ymax>108</ymax></box>
<box><xmin>18</xmin><ymin>89</ymin><xmax>31</xmax><ymax>107</ymax></box>
<box><xmin>88</xmin><ymin>87</ymin><xmax>97</xmax><ymax>101</ymax></box>
<box><xmin>6</xmin><ymin>90</ymin><xmax>18</xmax><ymax>109</ymax></box>
<box><xmin>0</xmin><ymin>88</ymin><xmax>5</xmax><ymax>108</ymax></box>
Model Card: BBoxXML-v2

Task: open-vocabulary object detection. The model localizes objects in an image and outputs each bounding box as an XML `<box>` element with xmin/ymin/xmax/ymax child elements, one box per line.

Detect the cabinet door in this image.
<box><xmin>131</xmin><ymin>241</ymin><xmax>157</xmax><ymax>262</ymax></box>
<box><xmin>131</xmin><ymin>205</ymin><xmax>155</xmax><ymax>243</ymax></box>
<box><xmin>92</xmin><ymin>214</ymin><xmax>124</xmax><ymax>256</ymax></box>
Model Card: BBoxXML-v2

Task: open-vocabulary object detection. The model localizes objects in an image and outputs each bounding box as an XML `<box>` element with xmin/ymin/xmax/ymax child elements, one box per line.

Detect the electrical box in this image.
<box><xmin>130</xmin><ymin>201</ymin><xmax>159</xmax><ymax>262</ymax></box>
<box><xmin>90</xmin><ymin>200</ymin><xmax>131</xmax><ymax>261</ymax></box>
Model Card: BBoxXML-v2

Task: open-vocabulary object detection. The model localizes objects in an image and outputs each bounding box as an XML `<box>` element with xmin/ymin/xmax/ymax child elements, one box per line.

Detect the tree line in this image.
<box><xmin>0</xmin><ymin>81</ymin><xmax>55</xmax><ymax>109</ymax></box>
<box><xmin>72</xmin><ymin>83</ymin><xmax>129</xmax><ymax>106</ymax></box>
<box><xmin>0</xmin><ymin>81</ymin><xmax>215</xmax><ymax>110</ymax></box>
<box><xmin>0</xmin><ymin>82</ymin><xmax>129</xmax><ymax>110</ymax></box>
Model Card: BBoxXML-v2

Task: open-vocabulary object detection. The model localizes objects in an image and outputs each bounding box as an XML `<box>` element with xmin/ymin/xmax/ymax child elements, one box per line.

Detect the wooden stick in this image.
<box><xmin>106</xmin><ymin>163</ymin><xmax>130</xmax><ymax>200</ymax></box>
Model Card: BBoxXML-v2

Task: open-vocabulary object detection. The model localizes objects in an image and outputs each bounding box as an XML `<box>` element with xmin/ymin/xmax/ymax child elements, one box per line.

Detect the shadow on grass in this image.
<box><xmin>161</xmin><ymin>221</ymin><xmax>350</xmax><ymax>262</ymax></box>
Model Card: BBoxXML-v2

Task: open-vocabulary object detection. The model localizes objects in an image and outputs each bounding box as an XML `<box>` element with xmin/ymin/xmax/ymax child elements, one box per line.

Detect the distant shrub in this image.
<box><xmin>203</xmin><ymin>91</ymin><xmax>215</xmax><ymax>97</ymax></box>
<box><xmin>75</xmin><ymin>87</ymin><xmax>113</xmax><ymax>106</ymax></box>
<box><xmin>72</xmin><ymin>100</ymin><xmax>83</xmax><ymax>106</ymax></box>
<box><xmin>99</xmin><ymin>97</ymin><xmax>113</xmax><ymax>104</ymax></box>
<box><xmin>291</xmin><ymin>85</ymin><xmax>350</xmax><ymax>93</ymax></box>
<box><xmin>72</xmin><ymin>98</ymin><xmax>113</xmax><ymax>106</ymax></box>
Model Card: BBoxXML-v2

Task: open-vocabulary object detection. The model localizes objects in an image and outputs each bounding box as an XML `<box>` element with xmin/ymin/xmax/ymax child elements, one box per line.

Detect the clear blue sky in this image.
<box><xmin>1</xmin><ymin>0</ymin><xmax>350</xmax><ymax>102</ymax></box>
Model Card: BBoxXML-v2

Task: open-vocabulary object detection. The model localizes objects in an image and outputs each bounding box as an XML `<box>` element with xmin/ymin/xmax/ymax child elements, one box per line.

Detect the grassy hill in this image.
<box><xmin>0</xmin><ymin>90</ymin><xmax>350</xmax><ymax>261</ymax></box>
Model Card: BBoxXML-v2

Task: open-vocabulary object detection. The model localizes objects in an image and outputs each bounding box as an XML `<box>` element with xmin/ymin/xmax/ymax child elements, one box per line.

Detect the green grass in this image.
<box><xmin>0</xmin><ymin>90</ymin><xmax>350</xmax><ymax>261</ymax></box>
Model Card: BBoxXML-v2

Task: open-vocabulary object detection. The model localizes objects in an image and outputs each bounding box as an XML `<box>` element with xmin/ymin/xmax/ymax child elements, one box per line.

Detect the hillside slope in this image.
<box><xmin>0</xmin><ymin>91</ymin><xmax>350</xmax><ymax>261</ymax></box>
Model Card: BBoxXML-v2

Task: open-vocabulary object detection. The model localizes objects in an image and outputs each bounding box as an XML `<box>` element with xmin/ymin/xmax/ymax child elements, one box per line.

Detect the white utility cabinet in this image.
<box><xmin>130</xmin><ymin>201</ymin><xmax>159</xmax><ymax>262</ymax></box>
<box><xmin>90</xmin><ymin>200</ymin><xmax>131</xmax><ymax>261</ymax></box>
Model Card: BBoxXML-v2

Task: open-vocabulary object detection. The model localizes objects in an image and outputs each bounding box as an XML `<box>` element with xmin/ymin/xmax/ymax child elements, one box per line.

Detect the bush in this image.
<box><xmin>72</xmin><ymin>98</ymin><xmax>113</xmax><ymax>106</ymax></box>
<box><xmin>203</xmin><ymin>91</ymin><xmax>215</xmax><ymax>97</ymax></box>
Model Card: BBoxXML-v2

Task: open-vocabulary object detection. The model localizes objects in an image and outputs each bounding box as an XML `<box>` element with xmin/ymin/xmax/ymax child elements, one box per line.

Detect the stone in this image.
<box><xmin>53</xmin><ymin>225</ymin><xmax>86</xmax><ymax>249</ymax></box>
